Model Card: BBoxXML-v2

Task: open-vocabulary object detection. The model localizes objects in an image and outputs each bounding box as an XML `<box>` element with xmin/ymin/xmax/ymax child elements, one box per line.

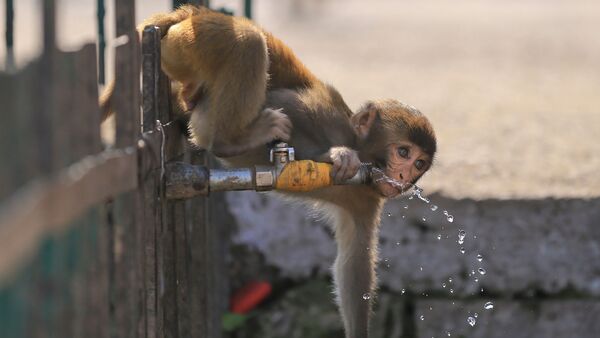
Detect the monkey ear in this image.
<box><xmin>352</xmin><ymin>108</ymin><xmax>378</xmax><ymax>139</ymax></box>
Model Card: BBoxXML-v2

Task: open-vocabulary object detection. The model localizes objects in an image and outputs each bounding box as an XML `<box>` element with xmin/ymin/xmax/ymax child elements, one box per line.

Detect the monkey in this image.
<box><xmin>100</xmin><ymin>6</ymin><xmax>436</xmax><ymax>338</ymax></box>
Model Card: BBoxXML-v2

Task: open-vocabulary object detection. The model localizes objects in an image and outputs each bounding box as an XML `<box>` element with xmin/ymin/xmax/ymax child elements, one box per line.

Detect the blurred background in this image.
<box><xmin>1</xmin><ymin>0</ymin><xmax>599</xmax><ymax>337</ymax></box>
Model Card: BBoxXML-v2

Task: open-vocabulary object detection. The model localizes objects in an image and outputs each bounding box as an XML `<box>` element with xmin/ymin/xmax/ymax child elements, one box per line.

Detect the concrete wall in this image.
<box><xmin>225</xmin><ymin>192</ymin><xmax>600</xmax><ymax>338</ymax></box>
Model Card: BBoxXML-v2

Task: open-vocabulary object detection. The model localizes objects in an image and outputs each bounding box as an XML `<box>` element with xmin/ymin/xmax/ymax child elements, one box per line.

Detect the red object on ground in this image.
<box><xmin>230</xmin><ymin>281</ymin><xmax>272</xmax><ymax>314</ymax></box>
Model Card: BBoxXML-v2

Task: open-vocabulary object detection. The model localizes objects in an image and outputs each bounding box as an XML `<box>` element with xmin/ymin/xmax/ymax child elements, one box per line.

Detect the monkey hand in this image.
<box><xmin>249</xmin><ymin>107</ymin><xmax>293</xmax><ymax>146</ymax></box>
<box><xmin>212</xmin><ymin>108</ymin><xmax>292</xmax><ymax>158</ymax></box>
<box><xmin>328</xmin><ymin>147</ymin><xmax>361</xmax><ymax>184</ymax></box>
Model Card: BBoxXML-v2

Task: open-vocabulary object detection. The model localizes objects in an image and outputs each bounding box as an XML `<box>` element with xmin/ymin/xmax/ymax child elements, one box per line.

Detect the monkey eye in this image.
<box><xmin>397</xmin><ymin>147</ymin><xmax>409</xmax><ymax>158</ymax></box>
<box><xmin>415</xmin><ymin>159</ymin><xmax>426</xmax><ymax>171</ymax></box>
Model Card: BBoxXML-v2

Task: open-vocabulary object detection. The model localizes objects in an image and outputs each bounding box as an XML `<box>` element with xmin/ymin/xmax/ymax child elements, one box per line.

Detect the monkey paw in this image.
<box><xmin>329</xmin><ymin>147</ymin><xmax>361</xmax><ymax>183</ymax></box>
<box><xmin>252</xmin><ymin>107</ymin><xmax>293</xmax><ymax>145</ymax></box>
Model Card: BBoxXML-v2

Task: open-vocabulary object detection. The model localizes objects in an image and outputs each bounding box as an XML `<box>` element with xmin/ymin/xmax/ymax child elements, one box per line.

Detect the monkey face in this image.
<box><xmin>373</xmin><ymin>142</ymin><xmax>431</xmax><ymax>198</ymax></box>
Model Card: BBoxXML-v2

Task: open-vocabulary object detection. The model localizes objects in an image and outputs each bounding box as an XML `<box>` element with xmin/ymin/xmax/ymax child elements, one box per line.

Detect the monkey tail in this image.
<box><xmin>98</xmin><ymin>4</ymin><xmax>203</xmax><ymax>121</ymax></box>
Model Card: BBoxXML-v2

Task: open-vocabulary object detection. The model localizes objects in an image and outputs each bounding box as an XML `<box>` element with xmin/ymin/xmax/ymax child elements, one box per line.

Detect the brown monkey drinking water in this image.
<box><xmin>101</xmin><ymin>5</ymin><xmax>436</xmax><ymax>338</ymax></box>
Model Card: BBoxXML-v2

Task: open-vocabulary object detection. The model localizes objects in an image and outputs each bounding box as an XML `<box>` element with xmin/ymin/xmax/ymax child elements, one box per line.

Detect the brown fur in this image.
<box><xmin>99</xmin><ymin>7</ymin><xmax>436</xmax><ymax>338</ymax></box>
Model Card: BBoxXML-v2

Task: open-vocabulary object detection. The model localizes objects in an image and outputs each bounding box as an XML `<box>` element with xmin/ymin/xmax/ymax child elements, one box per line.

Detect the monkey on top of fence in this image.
<box><xmin>100</xmin><ymin>5</ymin><xmax>436</xmax><ymax>338</ymax></box>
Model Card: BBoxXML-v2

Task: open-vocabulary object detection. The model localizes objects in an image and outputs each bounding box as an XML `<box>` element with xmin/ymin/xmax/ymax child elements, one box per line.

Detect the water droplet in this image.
<box><xmin>474</xmin><ymin>313</ymin><xmax>479</xmax><ymax>318</ymax></box>
<box><xmin>449</xmin><ymin>289</ymin><xmax>454</xmax><ymax>294</ymax></box>
<box><xmin>429</xmin><ymin>306</ymin><xmax>433</xmax><ymax>311</ymax></box>
<box><xmin>478</xmin><ymin>268</ymin><xmax>486</xmax><ymax>275</ymax></box>
<box><xmin>474</xmin><ymin>277</ymin><xmax>479</xmax><ymax>282</ymax></box>
<box><xmin>443</xmin><ymin>210</ymin><xmax>448</xmax><ymax>216</ymax></box>
<box><xmin>402</xmin><ymin>215</ymin><xmax>406</xmax><ymax>219</ymax></box>
<box><xmin>396</xmin><ymin>241</ymin><xmax>400</xmax><ymax>246</ymax></box>
<box><xmin>447</xmin><ymin>332</ymin><xmax>451</xmax><ymax>336</ymax></box>
<box><xmin>447</xmin><ymin>215</ymin><xmax>454</xmax><ymax>223</ymax></box>
<box><xmin>420</xmin><ymin>315</ymin><xmax>425</xmax><ymax>320</ymax></box>
<box><xmin>458</xmin><ymin>230</ymin><xmax>466</xmax><ymax>245</ymax></box>
<box><xmin>420</xmin><ymin>266</ymin><xmax>423</xmax><ymax>271</ymax></box>
<box><xmin>481</xmin><ymin>287</ymin><xmax>484</xmax><ymax>293</ymax></box>
<box><xmin>387</xmin><ymin>212</ymin><xmax>393</xmax><ymax>217</ymax></box>
<box><xmin>473</xmin><ymin>235</ymin><xmax>477</xmax><ymax>239</ymax></box>
<box><xmin>403</xmin><ymin>205</ymin><xmax>409</xmax><ymax>209</ymax></box>
<box><xmin>362</xmin><ymin>293</ymin><xmax>371</xmax><ymax>300</ymax></box>
<box><xmin>422</xmin><ymin>217</ymin><xmax>427</xmax><ymax>222</ymax></box>
<box><xmin>460</xmin><ymin>247</ymin><xmax>466</xmax><ymax>254</ymax></box>
<box><xmin>442</xmin><ymin>283</ymin><xmax>446</xmax><ymax>288</ymax></box>
<box><xmin>484</xmin><ymin>301</ymin><xmax>494</xmax><ymax>310</ymax></box>
<box><xmin>401</xmin><ymin>288</ymin><xmax>406</xmax><ymax>294</ymax></box>
<box><xmin>430</xmin><ymin>205</ymin><xmax>438</xmax><ymax>211</ymax></box>
<box><xmin>448</xmin><ymin>277</ymin><xmax>453</xmax><ymax>283</ymax></box>
<box><xmin>467</xmin><ymin>316</ymin><xmax>477</xmax><ymax>327</ymax></box>
<box><xmin>437</xmin><ymin>234</ymin><xmax>442</xmax><ymax>240</ymax></box>
<box><xmin>477</xmin><ymin>254</ymin><xmax>483</xmax><ymax>262</ymax></box>
<box><xmin>408</xmin><ymin>195</ymin><xmax>414</xmax><ymax>200</ymax></box>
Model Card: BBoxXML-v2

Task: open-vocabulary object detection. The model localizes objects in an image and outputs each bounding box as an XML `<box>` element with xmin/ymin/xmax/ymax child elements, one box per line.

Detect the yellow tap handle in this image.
<box><xmin>274</xmin><ymin>160</ymin><xmax>333</xmax><ymax>192</ymax></box>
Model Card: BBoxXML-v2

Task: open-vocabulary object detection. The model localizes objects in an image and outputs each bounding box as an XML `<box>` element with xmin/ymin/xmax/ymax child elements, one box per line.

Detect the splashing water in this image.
<box><xmin>412</xmin><ymin>185</ymin><xmax>431</xmax><ymax>203</ymax></box>
<box><xmin>467</xmin><ymin>316</ymin><xmax>477</xmax><ymax>327</ymax></box>
<box><xmin>362</xmin><ymin>293</ymin><xmax>371</xmax><ymax>300</ymax></box>
<box><xmin>376</xmin><ymin>168</ymin><xmax>497</xmax><ymax>331</ymax></box>
<box><xmin>458</xmin><ymin>230</ymin><xmax>466</xmax><ymax>245</ymax></box>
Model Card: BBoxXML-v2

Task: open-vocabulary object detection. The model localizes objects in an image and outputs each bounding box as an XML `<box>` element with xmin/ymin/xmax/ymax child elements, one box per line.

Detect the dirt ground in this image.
<box><xmin>2</xmin><ymin>0</ymin><xmax>599</xmax><ymax>199</ymax></box>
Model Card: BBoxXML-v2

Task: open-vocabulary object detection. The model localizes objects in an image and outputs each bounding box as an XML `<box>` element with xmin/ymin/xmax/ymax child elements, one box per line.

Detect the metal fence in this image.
<box><xmin>0</xmin><ymin>0</ymin><xmax>228</xmax><ymax>337</ymax></box>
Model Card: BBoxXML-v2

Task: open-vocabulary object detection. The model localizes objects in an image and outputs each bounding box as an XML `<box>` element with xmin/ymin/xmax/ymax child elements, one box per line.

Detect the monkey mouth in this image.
<box><xmin>371</xmin><ymin>168</ymin><xmax>414</xmax><ymax>199</ymax></box>
<box><xmin>373</xmin><ymin>180</ymin><xmax>415</xmax><ymax>199</ymax></box>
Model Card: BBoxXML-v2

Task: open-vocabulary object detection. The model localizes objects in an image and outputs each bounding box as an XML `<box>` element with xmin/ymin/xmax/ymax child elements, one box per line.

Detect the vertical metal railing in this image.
<box><xmin>4</xmin><ymin>0</ymin><xmax>14</xmax><ymax>71</ymax></box>
<box><xmin>96</xmin><ymin>0</ymin><xmax>106</xmax><ymax>84</ymax></box>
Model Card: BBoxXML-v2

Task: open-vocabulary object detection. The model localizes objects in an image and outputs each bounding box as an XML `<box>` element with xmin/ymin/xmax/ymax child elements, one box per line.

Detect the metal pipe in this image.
<box><xmin>209</xmin><ymin>168</ymin><xmax>254</xmax><ymax>192</ymax></box>
<box><xmin>165</xmin><ymin>162</ymin><xmax>209</xmax><ymax>199</ymax></box>
<box><xmin>165</xmin><ymin>161</ymin><xmax>371</xmax><ymax>199</ymax></box>
<box><xmin>342</xmin><ymin>164</ymin><xmax>372</xmax><ymax>185</ymax></box>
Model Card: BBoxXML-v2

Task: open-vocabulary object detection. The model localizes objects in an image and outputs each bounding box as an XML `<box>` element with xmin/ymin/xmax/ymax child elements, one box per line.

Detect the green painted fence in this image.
<box><xmin>0</xmin><ymin>1</ymin><xmax>228</xmax><ymax>337</ymax></box>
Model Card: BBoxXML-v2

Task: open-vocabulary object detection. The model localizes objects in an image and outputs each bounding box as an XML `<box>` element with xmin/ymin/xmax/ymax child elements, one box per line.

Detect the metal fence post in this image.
<box><xmin>96</xmin><ymin>0</ymin><xmax>106</xmax><ymax>84</ymax></box>
<box><xmin>5</xmin><ymin>0</ymin><xmax>15</xmax><ymax>71</ymax></box>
